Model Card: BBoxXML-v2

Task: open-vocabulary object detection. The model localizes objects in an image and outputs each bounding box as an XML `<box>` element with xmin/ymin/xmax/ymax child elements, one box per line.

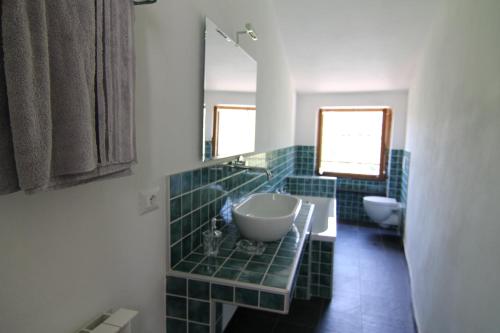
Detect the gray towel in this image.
<box><xmin>1</xmin><ymin>0</ymin><xmax>135</xmax><ymax>193</ymax></box>
<box><xmin>97</xmin><ymin>0</ymin><xmax>136</xmax><ymax>166</ymax></box>
<box><xmin>0</xmin><ymin>3</ymin><xmax>19</xmax><ymax>195</ymax></box>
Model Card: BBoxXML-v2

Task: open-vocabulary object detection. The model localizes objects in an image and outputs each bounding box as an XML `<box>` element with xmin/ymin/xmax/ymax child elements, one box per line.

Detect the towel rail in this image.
<box><xmin>133</xmin><ymin>0</ymin><xmax>156</xmax><ymax>5</ymax></box>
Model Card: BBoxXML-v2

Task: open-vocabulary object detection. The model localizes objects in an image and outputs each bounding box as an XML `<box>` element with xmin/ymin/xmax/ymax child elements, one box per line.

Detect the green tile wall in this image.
<box><xmin>166</xmin><ymin>277</ymin><xmax>221</xmax><ymax>333</ymax></box>
<box><xmin>286</xmin><ymin>175</ymin><xmax>336</xmax><ymax>198</ymax></box>
<box><xmin>401</xmin><ymin>151</ymin><xmax>411</xmax><ymax>206</ymax></box>
<box><xmin>166</xmin><ymin>276</ymin><xmax>288</xmax><ymax>332</ymax></box>
<box><xmin>337</xmin><ymin>179</ymin><xmax>386</xmax><ymax>222</ymax></box>
<box><xmin>169</xmin><ymin>147</ymin><xmax>295</xmax><ymax>267</ymax></box>
<box><xmin>400</xmin><ymin>151</ymin><xmax>411</xmax><ymax>229</ymax></box>
<box><xmin>387</xmin><ymin>149</ymin><xmax>405</xmax><ymax>201</ymax></box>
<box><xmin>294</xmin><ymin>145</ymin><xmax>315</xmax><ymax>175</ymax></box>
<box><xmin>310</xmin><ymin>240</ymin><xmax>334</xmax><ymax>298</ymax></box>
<box><xmin>293</xmin><ymin>239</ymin><xmax>334</xmax><ymax>300</ymax></box>
<box><xmin>294</xmin><ymin>240</ymin><xmax>311</xmax><ymax>300</ymax></box>
<box><xmin>204</xmin><ymin>141</ymin><xmax>212</xmax><ymax>160</ymax></box>
<box><xmin>292</xmin><ymin>145</ymin><xmax>410</xmax><ymax>223</ymax></box>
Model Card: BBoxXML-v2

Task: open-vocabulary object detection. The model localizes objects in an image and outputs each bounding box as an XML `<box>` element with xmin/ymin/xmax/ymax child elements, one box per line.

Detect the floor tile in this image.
<box><xmin>277</xmin><ymin>298</ymin><xmax>323</xmax><ymax>328</ymax></box>
<box><xmin>224</xmin><ymin>222</ymin><xmax>416</xmax><ymax>333</ymax></box>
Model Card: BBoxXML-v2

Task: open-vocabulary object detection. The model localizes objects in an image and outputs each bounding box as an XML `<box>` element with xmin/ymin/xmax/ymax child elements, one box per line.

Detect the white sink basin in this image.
<box><xmin>232</xmin><ymin>193</ymin><xmax>302</xmax><ymax>242</ymax></box>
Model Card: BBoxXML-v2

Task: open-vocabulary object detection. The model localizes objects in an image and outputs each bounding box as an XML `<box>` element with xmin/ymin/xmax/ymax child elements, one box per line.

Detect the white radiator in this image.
<box><xmin>77</xmin><ymin>308</ymin><xmax>138</xmax><ymax>333</ymax></box>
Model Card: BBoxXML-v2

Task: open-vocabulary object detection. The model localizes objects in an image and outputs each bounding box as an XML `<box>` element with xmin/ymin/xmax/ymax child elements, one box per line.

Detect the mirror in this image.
<box><xmin>203</xmin><ymin>18</ymin><xmax>258</xmax><ymax>161</ymax></box>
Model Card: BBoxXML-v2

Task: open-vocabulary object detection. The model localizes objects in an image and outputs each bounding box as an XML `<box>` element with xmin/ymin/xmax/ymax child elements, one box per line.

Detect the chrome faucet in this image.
<box><xmin>227</xmin><ymin>155</ymin><xmax>273</xmax><ymax>181</ymax></box>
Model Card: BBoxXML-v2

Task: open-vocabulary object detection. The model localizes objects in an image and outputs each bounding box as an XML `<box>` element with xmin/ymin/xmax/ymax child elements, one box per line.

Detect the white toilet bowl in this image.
<box><xmin>363</xmin><ymin>196</ymin><xmax>402</xmax><ymax>227</ymax></box>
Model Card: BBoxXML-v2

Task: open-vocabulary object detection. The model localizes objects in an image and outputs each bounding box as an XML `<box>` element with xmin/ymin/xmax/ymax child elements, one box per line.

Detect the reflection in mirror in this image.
<box><xmin>203</xmin><ymin>18</ymin><xmax>257</xmax><ymax>161</ymax></box>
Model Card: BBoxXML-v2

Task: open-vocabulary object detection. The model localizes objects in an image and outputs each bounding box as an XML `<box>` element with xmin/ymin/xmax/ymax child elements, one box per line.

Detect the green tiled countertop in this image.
<box><xmin>167</xmin><ymin>203</ymin><xmax>314</xmax><ymax>314</ymax></box>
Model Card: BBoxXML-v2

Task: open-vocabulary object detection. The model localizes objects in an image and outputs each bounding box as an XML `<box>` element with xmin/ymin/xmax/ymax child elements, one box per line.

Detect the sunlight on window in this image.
<box><xmin>216</xmin><ymin>106</ymin><xmax>256</xmax><ymax>157</ymax></box>
<box><xmin>319</xmin><ymin>110</ymin><xmax>384</xmax><ymax>176</ymax></box>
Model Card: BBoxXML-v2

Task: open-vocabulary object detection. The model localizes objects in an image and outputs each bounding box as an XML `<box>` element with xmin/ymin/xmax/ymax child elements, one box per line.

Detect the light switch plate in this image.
<box><xmin>139</xmin><ymin>187</ymin><xmax>160</xmax><ymax>215</ymax></box>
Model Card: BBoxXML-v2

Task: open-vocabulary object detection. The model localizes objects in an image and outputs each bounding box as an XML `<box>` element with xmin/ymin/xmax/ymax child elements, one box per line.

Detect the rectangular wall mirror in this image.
<box><xmin>202</xmin><ymin>17</ymin><xmax>258</xmax><ymax>161</ymax></box>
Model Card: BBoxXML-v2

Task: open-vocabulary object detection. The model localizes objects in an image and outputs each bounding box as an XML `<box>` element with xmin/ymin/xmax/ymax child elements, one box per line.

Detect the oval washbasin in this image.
<box><xmin>232</xmin><ymin>193</ymin><xmax>302</xmax><ymax>242</ymax></box>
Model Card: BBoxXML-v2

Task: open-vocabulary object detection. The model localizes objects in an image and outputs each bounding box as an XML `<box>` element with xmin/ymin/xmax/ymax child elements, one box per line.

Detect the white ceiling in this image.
<box><xmin>272</xmin><ymin>0</ymin><xmax>440</xmax><ymax>93</ymax></box>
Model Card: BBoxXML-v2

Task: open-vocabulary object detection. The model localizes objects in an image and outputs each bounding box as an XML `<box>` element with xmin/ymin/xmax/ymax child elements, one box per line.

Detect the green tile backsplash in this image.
<box><xmin>290</xmin><ymin>145</ymin><xmax>410</xmax><ymax>223</ymax></box>
<box><xmin>169</xmin><ymin>147</ymin><xmax>295</xmax><ymax>267</ymax></box>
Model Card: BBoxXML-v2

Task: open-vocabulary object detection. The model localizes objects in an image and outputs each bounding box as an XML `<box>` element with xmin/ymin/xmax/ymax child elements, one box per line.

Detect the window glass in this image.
<box><xmin>317</xmin><ymin>108</ymin><xmax>391</xmax><ymax>179</ymax></box>
<box><xmin>213</xmin><ymin>106</ymin><xmax>256</xmax><ymax>158</ymax></box>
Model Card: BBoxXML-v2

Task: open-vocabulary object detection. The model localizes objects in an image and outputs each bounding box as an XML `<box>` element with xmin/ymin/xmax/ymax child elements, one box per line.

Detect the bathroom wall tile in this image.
<box><xmin>245</xmin><ymin>262</ymin><xmax>268</xmax><ymax>273</ymax></box>
<box><xmin>263</xmin><ymin>274</ymin><xmax>288</xmax><ymax>289</ymax></box>
<box><xmin>188</xmin><ymin>299</ymin><xmax>210</xmax><ymax>323</ymax></box>
<box><xmin>168</xmin><ymin>146</ymin><xmax>295</xmax><ymax>265</ymax></box>
<box><xmin>294</xmin><ymin>287</ymin><xmax>308</xmax><ymax>300</ymax></box>
<box><xmin>171</xmin><ymin>242</ymin><xmax>182</xmax><ymax>267</ymax></box>
<box><xmin>174</xmin><ymin>261</ymin><xmax>196</xmax><ymax>273</ymax></box>
<box><xmin>318</xmin><ymin>286</ymin><xmax>332</xmax><ymax>298</ymax></box>
<box><xmin>268</xmin><ymin>265</ymin><xmax>291</xmax><ymax>276</ymax></box>
<box><xmin>235</xmin><ymin>288</ymin><xmax>258</xmax><ymax>306</ymax></box>
<box><xmin>181</xmin><ymin>171</ymin><xmax>192</xmax><ymax>193</ymax></box>
<box><xmin>170</xmin><ymin>174</ymin><xmax>182</xmax><ymax>198</ymax></box>
<box><xmin>286</xmin><ymin>175</ymin><xmax>336</xmax><ymax>198</ymax></box>
<box><xmin>310</xmin><ymin>240</ymin><xmax>334</xmax><ymax>299</ymax></box>
<box><xmin>192</xmin><ymin>264</ymin><xmax>217</xmax><ymax>276</ymax></box>
<box><xmin>166</xmin><ymin>276</ymin><xmax>187</xmax><ymax>296</ymax></box>
<box><xmin>249</xmin><ymin>254</ymin><xmax>274</xmax><ymax>264</ymax></box>
<box><xmin>166</xmin><ymin>317</ymin><xmax>187</xmax><ymax>333</ymax></box>
<box><xmin>238</xmin><ymin>271</ymin><xmax>264</xmax><ymax>284</ymax></box>
<box><xmin>181</xmin><ymin>215</ymin><xmax>192</xmax><ymax>236</ymax></box>
<box><xmin>211</xmin><ymin>284</ymin><xmax>234</xmax><ymax>302</ymax></box>
<box><xmin>170</xmin><ymin>196</ymin><xmax>182</xmax><ymax>221</ymax></box>
<box><xmin>215</xmin><ymin>268</ymin><xmax>240</xmax><ymax>280</ymax></box>
<box><xmin>166</xmin><ymin>295</ymin><xmax>187</xmax><ymax>319</ymax></box>
<box><xmin>294</xmin><ymin>145</ymin><xmax>316</xmax><ymax>176</ymax></box>
<box><xmin>190</xmin><ymin>322</ymin><xmax>210</xmax><ymax>333</ymax></box>
<box><xmin>182</xmin><ymin>235</ymin><xmax>192</xmax><ymax>257</ymax></box>
<box><xmin>181</xmin><ymin>193</ymin><xmax>191</xmax><ymax>216</ymax></box>
<box><xmin>188</xmin><ymin>279</ymin><xmax>210</xmax><ymax>300</ymax></box>
<box><xmin>170</xmin><ymin>221</ymin><xmax>182</xmax><ymax>244</ymax></box>
<box><xmin>273</xmin><ymin>256</ymin><xmax>293</xmax><ymax>267</ymax></box>
<box><xmin>223</xmin><ymin>259</ymin><xmax>248</xmax><ymax>270</ymax></box>
<box><xmin>291</xmin><ymin>145</ymin><xmax>411</xmax><ymax>224</ymax></box>
<box><xmin>192</xmin><ymin>169</ymin><xmax>202</xmax><ymax>189</ymax></box>
<box><xmin>387</xmin><ymin>149</ymin><xmax>405</xmax><ymax>202</ymax></box>
<box><xmin>294</xmin><ymin>241</ymin><xmax>311</xmax><ymax>301</ymax></box>
<box><xmin>260</xmin><ymin>292</ymin><xmax>285</xmax><ymax>311</ymax></box>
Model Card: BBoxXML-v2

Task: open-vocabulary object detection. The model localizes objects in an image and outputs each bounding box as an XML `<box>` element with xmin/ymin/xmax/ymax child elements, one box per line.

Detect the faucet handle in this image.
<box><xmin>275</xmin><ymin>184</ymin><xmax>289</xmax><ymax>194</ymax></box>
<box><xmin>235</xmin><ymin>155</ymin><xmax>246</xmax><ymax>166</ymax></box>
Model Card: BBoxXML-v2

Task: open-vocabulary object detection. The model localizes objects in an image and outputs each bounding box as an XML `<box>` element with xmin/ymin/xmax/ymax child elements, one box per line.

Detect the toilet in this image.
<box><xmin>363</xmin><ymin>196</ymin><xmax>402</xmax><ymax>227</ymax></box>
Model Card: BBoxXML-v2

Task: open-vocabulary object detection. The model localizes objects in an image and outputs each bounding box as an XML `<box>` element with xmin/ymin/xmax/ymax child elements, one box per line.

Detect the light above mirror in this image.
<box><xmin>202</xmin><ymin>18</ymin><xmax>258</xmax><ymax>161</ymax></box>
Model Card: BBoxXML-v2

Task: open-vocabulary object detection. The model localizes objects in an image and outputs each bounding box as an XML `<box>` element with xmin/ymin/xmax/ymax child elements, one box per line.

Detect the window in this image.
<box><xmin>212</xmin><ymin>105</ymin><xmax>256</xmax><ymax>158</ymax></box>
<box><xmin>316</xmin><ymin>107</ymin><xmax>392</xmax><ymax>180</ymax></box>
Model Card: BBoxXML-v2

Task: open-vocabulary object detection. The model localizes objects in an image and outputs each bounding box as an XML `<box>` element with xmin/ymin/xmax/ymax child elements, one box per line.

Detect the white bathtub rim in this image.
<box><xmin>294</xmin><ymin>195</ymin><xmax>337</xmax><ymax>242</ymax></box>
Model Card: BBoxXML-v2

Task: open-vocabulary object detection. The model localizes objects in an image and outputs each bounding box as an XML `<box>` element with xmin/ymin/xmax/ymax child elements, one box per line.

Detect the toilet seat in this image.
<box><xmin>364</xmin><ymin>196</ymin><xmax>397</xmax><ymax>204</ymax></box>
<box><xmin>363</xmin><ymin>196</ymin><xmax>399</xmax><ymax>209</ymax></box>
<box><xmin>363</xmin><ymin>196</ymin><xmax>401</xmax><ymax>226</ymax></box>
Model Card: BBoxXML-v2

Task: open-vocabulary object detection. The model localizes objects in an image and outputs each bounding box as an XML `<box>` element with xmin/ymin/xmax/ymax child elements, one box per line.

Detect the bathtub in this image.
<box><xmin>295</xmin><ymin>195</ymin><xmax>337</xmax><ymax>242</ymax></box>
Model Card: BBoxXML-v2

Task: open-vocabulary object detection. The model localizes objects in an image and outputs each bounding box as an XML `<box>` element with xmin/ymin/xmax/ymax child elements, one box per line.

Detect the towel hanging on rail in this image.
<box><xmin>134</xmin><ymin>0</ymin><xmax>157</xmax><ymax>5</ymax></box>
<box><xmin>0</xmin><ymin>0</ymin><xmax>136</xmax><ymax>194</ymax></box>
<box><xmin>0</xmin><ymin>3</ymin><xmax>18</xmax><ymax>195</ymax></box>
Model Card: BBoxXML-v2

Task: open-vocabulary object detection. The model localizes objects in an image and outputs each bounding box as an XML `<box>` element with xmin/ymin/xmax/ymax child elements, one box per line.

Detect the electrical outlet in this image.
<box><xmin>139</xmin><ymin>187</ymin><xmax>160</xmax><ymax>215</ymax></box>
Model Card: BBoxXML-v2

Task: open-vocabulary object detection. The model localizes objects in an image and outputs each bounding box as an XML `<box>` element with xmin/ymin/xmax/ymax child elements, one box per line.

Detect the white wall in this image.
<box><xmin>404</xmin><ymin>0</ymin><xmax>500</xmax><ymax>332</ymax></box>
<box><xmin>0</xmin><ymin>1</ymin><xmax>295</xmax><ymax>333</ymax></box>
<box><xmin>295</xmin><ymin>91</ymin><xmax>408</xmax><ymax>149</ymax></box>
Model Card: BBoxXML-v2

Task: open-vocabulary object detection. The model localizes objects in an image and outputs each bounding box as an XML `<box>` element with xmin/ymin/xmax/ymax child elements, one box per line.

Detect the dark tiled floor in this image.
<box><xmin>225</xmin><ymin>222</ymin><xmax>416</xmax><ymax>333</ymax></box>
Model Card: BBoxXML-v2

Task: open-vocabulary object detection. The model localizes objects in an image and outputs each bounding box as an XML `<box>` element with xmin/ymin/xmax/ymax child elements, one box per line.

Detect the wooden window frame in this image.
<box><xmin>316</xmin><ymin>107</ymin><xmax>392</xmax><ymax>180</ymax></box>
<box><xmin>211</xmin><ymin>105</ymin><xmax>256</xmax><ymax>157</ymax></box>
